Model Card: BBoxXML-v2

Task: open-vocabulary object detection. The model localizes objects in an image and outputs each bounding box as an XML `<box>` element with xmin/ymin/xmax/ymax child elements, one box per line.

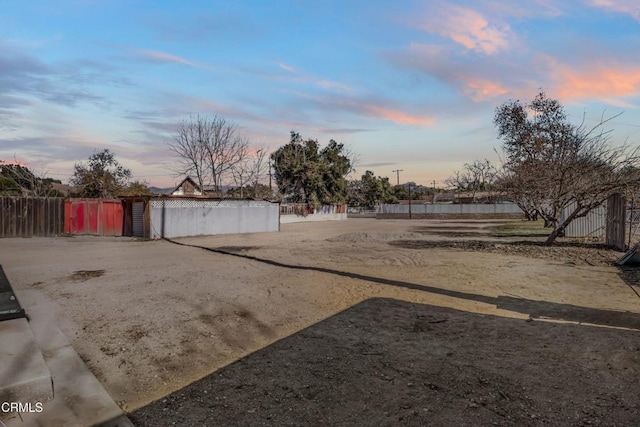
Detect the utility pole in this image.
<box><xmin>392</xmin><ymin>169</ymin><xmax>403</xmax><ymax>186</ymax></box>
<box><xmin>408</xmin><ymin>182</ymin><xmax>412</xmax><ymax>220</ymax></box>
<box><xmin>431</xmin><ymin>180</ymin><xmax>437</xmax><ymax>203</ymax></box>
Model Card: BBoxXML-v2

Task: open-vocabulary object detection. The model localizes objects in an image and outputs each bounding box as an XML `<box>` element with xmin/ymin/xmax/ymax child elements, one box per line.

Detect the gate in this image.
<box><xmin>64</xmin><ymin>199</ymin><xmax>124</xmax><ymax>236</ymax></box>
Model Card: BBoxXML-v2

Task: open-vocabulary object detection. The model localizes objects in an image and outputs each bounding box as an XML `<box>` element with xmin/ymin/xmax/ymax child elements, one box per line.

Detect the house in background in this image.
<box><xmin>171</xmin><ymin>176</ymin><xmax>202</xmax><ymax>196</ymax></box>
<box><xmin>121</xmin><ymin>176</ymin><xmax>280</xmax><ymax>239</ymax></box>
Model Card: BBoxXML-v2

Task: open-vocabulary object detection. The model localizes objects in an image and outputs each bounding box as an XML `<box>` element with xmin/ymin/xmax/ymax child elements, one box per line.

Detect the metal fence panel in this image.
<box><xmin>150</xmin><ymin>198</ymin><xmax>279</xmax><ymax>239</ymax></box>
<box><xmin>562</xmin><ymin>201</ymin><xmax>607</xmax><ymax>238</ymax></box>
<box><xmin>379</xmin><ymin>203</ymin><xmax>523</xmax><ymax>215</ymax></box>
<box><xmin>132</xmin><ymin>202</ymin><xmax>145</xmax><ymax>237</ymax></box>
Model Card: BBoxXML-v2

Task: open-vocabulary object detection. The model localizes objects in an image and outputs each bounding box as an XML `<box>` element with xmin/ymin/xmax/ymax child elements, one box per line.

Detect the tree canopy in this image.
<box><xmin>271</xmin><ymin>132</ymin><xmax>352</xmax><ymax>207</ymax></box>
<box><xmin>0</xmin><ymin>162</ymin><xmax>63</xmax><ymax>196</ymax></box>
<box><xmin>348</xmin><ymin>170</ymin><xmax>396</xmax><ymax>209</ymax></box>
<box><xmin>494</xmin><ymin>91</ymin><xmax>640</xmax><ymax>245</ymax></box>
<box><xmin>70</xmin><ymin>149</ymin><xmax>141</xmax><ymax>198</ymax></box>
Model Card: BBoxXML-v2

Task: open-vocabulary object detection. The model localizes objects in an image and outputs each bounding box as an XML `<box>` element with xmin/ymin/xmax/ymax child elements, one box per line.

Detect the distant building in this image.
<box><xmin>171</xmin><ymin>177</ymin><xmax>202</xmax><ymax>196</ymax></box>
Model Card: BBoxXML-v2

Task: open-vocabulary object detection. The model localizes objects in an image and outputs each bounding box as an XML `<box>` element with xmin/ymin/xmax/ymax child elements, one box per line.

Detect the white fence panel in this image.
<box><xmin>561</xmin><ymin>201</ymin><xmax>606</xmax><ymax>238</ymax></box>
<box><xmin>150</xmin><ymin>199</ymin><xmax>279</xmax><ymax>239</ymax></box>
<box><xmin>379</xmin><ymin>203</ymin><xmax>523</xmax><ymax>215</ymax></box>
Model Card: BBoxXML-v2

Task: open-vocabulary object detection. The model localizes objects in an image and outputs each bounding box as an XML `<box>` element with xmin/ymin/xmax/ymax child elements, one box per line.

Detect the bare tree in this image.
<box><xmin>169</xmin><ymin>115</ymin><xmax>249</xmax><ymax>194</ymax></box>
<box><xmin>445</xmin><ymin>159</ymin><xmax>498</xmax><ymax>202</ymax></box>
<box><xmin>247</xmin><ymin>147</ymin><xmax>269</xmax><ymax>198</ymax></box>
<box><xmin>343</xmin><ymin>144</ymin><xmax>360</xmax><ymax>179</ymax></box>
<box><xmin>495</xmin><ymin>91</ymin><xmax>640</xmax><ymax>245</ymax></box>
<box><xmin>444</xmin><ymin>169</ymin><xmax>469</xmax><ymax>190</ymax></box>
<box><xmin>169</xmin><ymin>117</ymin><xmax>210</xmax><ymax>193</ymax></box>
<box><xmin>231</xmin><ymin>147</ymin><xmax>269</xmax><ymax>198</ymax></box>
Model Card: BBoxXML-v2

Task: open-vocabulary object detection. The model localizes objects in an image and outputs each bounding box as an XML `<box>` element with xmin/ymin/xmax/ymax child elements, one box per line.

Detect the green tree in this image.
<box><xmin>319</xmin><ymin>139</ymin><xmax>352</xmax><ymax>204</ymax></box>
<box><xmin>271</xmin><ymin>132</ymin><xmax>353</xmax><ymax>207</ymax></box>
<box><xmin>0</xmin><ymin>163</ymin><xmax>63</xmax><ymax>196</ymax></box>
<box><xmin>0</xmin><ymin>164</ymin><xmax>23</xmax><ymax>195</ymax></box>
<box><xmin>349</xmin><ymin>170</ymin><xmax>395</xmax><ymax>209</ymax></box>
<box><xmin>119</xmin><ymin>180</ymin><xmax>151</xmax><ymax>196</ymax></box>
<box><xmin>392</xmin><ymin>184</ymin><xmax>409</xmax><ymax>200</ymax></box>
<box><xmin>70</xmin><ymin>149</ymin><xmax>132</xmax><ymax>198</ymax></box>
<box><xmin>227</xmin><ymin>183</ymin><xmax>273</xmax><ymax>200</ymax></box>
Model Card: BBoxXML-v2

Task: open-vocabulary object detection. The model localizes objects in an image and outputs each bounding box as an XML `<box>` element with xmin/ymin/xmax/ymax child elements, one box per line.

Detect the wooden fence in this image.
<box><xmin>0</xmin><ymin>197</ymin><xmax>65</xmax><ymax>237</ymax></box>
<box><xmin>606</xmin><ymin>193</ymin><xmax>626</xmax><ymax>251</ymax></box>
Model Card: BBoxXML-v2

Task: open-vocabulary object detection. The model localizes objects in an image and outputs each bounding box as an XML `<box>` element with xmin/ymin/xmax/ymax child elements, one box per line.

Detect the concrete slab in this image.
<box><xmin>1</xmin><ymin>289</ymin><xmax>133</xmax><ymax>427</ymax></box>
<box><xmin>0</xmin><ymin>318</ymin><xmax>53</xmax><ymax>404</ymax></box>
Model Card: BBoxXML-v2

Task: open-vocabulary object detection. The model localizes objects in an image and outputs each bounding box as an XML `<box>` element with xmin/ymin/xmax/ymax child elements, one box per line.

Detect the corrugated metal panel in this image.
<box><xmin>132</xmin><ymin>202</ymin><xmax>144</xmax><ymax>237</ymax></box>
<box><xmin>379</xmin><ymin>203</ymin><xmax>523</xmax><ymax>215</ymax></box>
<box><xmin>562</xmin><ymin>201</ymin><xmax>606</xmax><ymax>238</ymax></box>
<box><xmin>149</xmin><ymin>198</ymin><xmax>279</xmax><ymax>239</ymax></box>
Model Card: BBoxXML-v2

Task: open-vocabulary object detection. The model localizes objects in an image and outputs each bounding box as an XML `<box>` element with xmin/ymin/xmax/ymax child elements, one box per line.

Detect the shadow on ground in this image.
<box><xmin>617</xmin><ymin>266</ymin><xmax>640</xmax><ymax>299</ymax></box>
<box><xmin>393</xmin><ymin>238</ymin><xmax>612</xmax><ymax>250</ymax></box>
<box><xmin>129</xmin><ymin>298</ymin><xmax>640</xmax><ymax>426</ymax></box>
<box><xmin>167</xmin><ymin>239</ymin><xmax>640</xmax><ymax>330</ymax></box>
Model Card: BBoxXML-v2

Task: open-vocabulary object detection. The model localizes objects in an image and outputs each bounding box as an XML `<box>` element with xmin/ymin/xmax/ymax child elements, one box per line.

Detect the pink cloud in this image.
<box><xmin>586</xmin><ymin>0</ymin><xmax>640</xmax><ymax>21</ymax></box>
<box><xmin>361</xmin><ymin>105</ymin><xmax>435</xmax><ymax>126</ymax></box>
<box><xmin>462</xmin><ymin>78</ymin><xmax>510</xmax><ymax>101</ymax></box>
<box><xmin>418</xmin><ymin>3</ymin><xmax>511</xmax><ymax>55</ymax></box>
<box><xmin>541</xmin><ymin>56</ymin><xmax>640</xmax><ymax>102</ymax></box>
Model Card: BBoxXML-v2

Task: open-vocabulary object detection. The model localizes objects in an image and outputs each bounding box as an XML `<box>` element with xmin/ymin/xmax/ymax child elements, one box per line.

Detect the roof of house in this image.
<box><xmin>172</xmin><ymin>176</ymin><xmax>201</xmax><ymax>194</ymax></box>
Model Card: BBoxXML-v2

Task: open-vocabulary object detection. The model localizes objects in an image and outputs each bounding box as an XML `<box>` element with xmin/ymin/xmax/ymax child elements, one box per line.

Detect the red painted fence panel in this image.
<box><xmin>64</xmin><ymin>199</ymin><xmax>124</xmax><ymax>236</ymax></box>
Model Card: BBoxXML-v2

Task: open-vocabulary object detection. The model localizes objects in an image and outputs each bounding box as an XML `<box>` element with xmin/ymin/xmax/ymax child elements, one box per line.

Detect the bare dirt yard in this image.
<box><xmin>2</xmin><ymin>218</ymin><xmax>640</xmax><ymax>425</ymax></box>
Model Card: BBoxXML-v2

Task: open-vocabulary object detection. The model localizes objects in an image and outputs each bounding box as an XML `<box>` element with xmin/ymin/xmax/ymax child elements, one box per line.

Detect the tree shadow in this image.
<box><xmin>391</xmin><ymin>238</ymin><xmax>614</xmax><ymax>250</ymax></box>
<box><xmin>165</xmin><ymin>239</ymin><xmax>640</xmax><ymax>330</ymax></box>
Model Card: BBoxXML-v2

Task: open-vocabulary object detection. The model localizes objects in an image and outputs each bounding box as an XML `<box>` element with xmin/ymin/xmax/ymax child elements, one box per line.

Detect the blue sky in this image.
<box><xmin>1</xmin><ymin>0</ymin><xmax>640</xmax><ymax>188</ymax></box>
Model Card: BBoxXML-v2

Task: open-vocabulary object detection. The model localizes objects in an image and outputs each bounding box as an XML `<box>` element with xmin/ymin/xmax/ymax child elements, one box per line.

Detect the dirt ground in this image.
<box><xmin>2</xmin><ymin>218</ymin><xmax>640</xmax><ymax>425</ymax></box>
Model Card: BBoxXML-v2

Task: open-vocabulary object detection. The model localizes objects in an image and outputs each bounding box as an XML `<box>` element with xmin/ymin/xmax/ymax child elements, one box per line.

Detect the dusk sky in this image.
<box><xmin>2</xmin><ymin>0</ymin><xmax>640</xmax><ymax>188</ymax></box>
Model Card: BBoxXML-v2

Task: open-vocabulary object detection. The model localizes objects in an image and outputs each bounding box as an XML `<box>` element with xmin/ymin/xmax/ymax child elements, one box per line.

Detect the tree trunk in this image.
<box><xmin>544</xmin><ymin>226</ymin><xmax>563</xmax><ymax>245</ymax></box>
<box><xmin>544</xmin><ymin>206</ymin><xmax>581</xmax><ymax>245</ymax></box>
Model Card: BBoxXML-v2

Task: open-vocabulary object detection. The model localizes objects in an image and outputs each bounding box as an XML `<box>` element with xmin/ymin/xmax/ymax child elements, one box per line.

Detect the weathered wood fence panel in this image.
<box><xmin>0</xmin><ymin>197</ymin><xmax>65</xmax><ymax>237</ymax></box>
<box><xmin>606</xmin><ymin>193</ymin><xmax>626</xmax><ymax>251</ymax></box>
